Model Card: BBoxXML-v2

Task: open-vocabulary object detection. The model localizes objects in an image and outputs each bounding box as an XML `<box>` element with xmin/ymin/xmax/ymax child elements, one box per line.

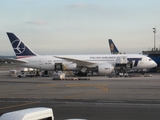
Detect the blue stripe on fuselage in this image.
<box><xmin>127</xmin><ymin>58</ymin><xmax>142</xmax><ymax>67</ymax></box>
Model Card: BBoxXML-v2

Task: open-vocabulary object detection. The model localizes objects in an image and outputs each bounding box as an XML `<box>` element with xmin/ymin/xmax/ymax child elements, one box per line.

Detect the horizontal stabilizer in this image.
<box><xmin>6</xmin><ymin>58</ymin><xmax>28</xmax><ymax>63</ymax></box>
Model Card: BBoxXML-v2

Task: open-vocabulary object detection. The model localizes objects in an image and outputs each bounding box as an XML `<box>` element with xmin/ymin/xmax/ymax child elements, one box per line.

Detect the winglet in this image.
<box><xmin>108</xmin><ymin>39</ymin><xmax>119</xmax><ymax>54</ymax></box>
<box><xmin>6</xmin><ymin>32</ymin><xmax>37</xmax><ymax>59</ymax></box>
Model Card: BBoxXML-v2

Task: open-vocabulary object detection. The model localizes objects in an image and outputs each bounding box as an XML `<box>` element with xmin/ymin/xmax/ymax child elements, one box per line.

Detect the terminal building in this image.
<box><xmin>142</xmin><ymin>27</ymin><xmax>160</xmax><ymax>72</ymax></box>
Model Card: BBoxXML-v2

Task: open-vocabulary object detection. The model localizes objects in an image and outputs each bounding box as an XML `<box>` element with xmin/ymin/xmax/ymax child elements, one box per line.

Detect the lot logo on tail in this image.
<box><xmin>7</xmin><ymin>32</ymin><xmax>37</xmax><ymax>58</ymax></box>
<box><xmin>12</xmin><ymin>39</ymin><xmax>26</xmax><ymax>55</ymax></box>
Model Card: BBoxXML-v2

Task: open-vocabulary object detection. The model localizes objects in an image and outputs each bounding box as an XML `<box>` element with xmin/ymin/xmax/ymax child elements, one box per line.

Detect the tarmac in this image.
<box><xmin>0</xmin><ymin>64</ymin><xmax>160</xmax><ymax>120</ymax></box>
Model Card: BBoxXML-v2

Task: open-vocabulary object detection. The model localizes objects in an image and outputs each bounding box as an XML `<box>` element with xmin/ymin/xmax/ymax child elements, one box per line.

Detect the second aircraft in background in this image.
<box><xmin>108</xmin><ymin>39</ymin><xmax>119</xmax><ymax>54</ymax></box>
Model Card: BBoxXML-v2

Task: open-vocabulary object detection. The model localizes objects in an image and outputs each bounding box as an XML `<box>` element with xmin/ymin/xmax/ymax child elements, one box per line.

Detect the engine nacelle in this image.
<box><xmin>64</xmin><ymin>63</ymin><xmax>77</xmax><ymax>70</ymax></box>
<box><xmin>98</xmin><ymin>63</ymin><xmax>114</xmax><ymax>75</ymax></box>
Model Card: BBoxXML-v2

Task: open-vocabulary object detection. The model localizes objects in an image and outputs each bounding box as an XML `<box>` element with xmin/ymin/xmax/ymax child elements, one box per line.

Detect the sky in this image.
<box><xmin>0</xmin><ymin>0</ymin><xmax>160</xmax><ymax>55</ymax></box>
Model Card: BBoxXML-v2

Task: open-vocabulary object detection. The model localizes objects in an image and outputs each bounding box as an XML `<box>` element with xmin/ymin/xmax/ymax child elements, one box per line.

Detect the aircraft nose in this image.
<box><xmin>153</xmin><ymin>61</ymin><xmax>157</xmax><ymax>68</ymax></box>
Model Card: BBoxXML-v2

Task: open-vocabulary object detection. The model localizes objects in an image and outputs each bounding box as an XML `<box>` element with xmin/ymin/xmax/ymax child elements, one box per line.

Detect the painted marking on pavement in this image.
<box><xmin>0</xmin><ymin>101</ymin><xmax>39</xmax><ymax>110</ymax></box>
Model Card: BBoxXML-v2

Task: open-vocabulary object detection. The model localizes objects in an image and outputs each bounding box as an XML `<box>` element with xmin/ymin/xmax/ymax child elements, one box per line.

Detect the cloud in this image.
<box><xmin>21</xmin><ymin>1</ymin><xmax>37</xmax><ymax>4</ymax></box>
<box><xmin>25</xmin><ymin>20</ymin><xmax>48</xmax><ymax>25</ymax></box>
<box><xmin>68</xmin><ymin>4</ymin><xmax>88</xmax><ymax>8</ymax></box>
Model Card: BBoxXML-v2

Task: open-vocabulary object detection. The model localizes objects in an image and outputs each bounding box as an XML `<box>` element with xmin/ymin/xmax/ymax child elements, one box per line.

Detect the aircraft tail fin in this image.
<box><xmin>6</xmin><ymin>32</ymin><xmax>37</xmax><ymax>59</ymax></box>
<box><xmin>108</xmin><ymin>39</ymin><xmax>119</xmax><ymax>54</ymax></box>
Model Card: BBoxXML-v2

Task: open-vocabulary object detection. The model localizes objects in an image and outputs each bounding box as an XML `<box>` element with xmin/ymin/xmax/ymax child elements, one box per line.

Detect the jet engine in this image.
<box><xmin>64</xmin><ymin>63</ymin><xmax>77</xmax><ymax>70</ymax></box>
<box><xmin>98</xmin><ymin>63</ymin><xmax>114</xmax><ymax>75</ymax></box>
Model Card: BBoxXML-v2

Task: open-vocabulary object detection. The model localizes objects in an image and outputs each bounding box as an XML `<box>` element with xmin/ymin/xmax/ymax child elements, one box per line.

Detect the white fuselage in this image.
<box><xmin>17</xmin><ymin>54</ymin><xmax>157</xmax><ymax>71</ymax></box>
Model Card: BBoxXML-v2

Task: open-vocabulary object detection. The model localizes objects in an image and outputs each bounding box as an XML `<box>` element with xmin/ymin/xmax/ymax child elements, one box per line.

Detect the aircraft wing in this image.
<box><xmin>54</xmin><ymin>56</ymin><xmax>95</xmax><ymax>66</ymax></box>
<box><xmin>6</xmin><ymin>58</ymin><xmax>28</xmax><ymax>63</ymax></box>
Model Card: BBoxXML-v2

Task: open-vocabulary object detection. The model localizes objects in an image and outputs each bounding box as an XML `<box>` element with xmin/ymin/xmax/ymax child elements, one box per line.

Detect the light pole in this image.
<box><xmin>153</xmin><ymin>27</ymin><xmax>156</xmax><ymax>51</ymax></box>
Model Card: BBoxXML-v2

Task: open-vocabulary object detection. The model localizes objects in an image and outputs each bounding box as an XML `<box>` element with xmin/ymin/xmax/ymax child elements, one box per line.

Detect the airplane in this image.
<box><xmin>6</xmin><ymin>32</ymin><xmax>157</xmax><ymax>76</ymax></box>
<box><xmin>108</xmin><ymin>39</ymin><xmax>119</xmax><ymax>54</ymax></box>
